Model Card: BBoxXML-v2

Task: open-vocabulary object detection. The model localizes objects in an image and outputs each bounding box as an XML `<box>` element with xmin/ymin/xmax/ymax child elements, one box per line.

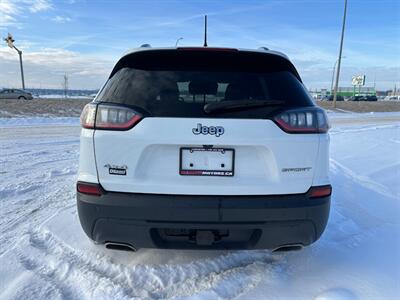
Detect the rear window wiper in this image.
<box><xmin>204</xmin><ymin>99</ymin><xmax>285</xmax><ymax>114</ymax></box>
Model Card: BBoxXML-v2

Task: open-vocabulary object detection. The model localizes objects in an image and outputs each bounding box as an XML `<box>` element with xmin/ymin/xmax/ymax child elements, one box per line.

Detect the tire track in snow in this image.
<box><xmin>0</xmin><ymin>185</ymin><xmax>76</xmax><ymax>256</ymax></box>
<box><xmin>15</xmin><ymin>227</ymin><xmax>282</xmax><ymax>299</ymax></box>
<box><xmin>16</xmin><ymin>253</ymin><xmax>76</xmax><ymax>300</ymax></box>
<box><xmin>330</xmin><ymin>158</ymin><xmax>396</xmax><ymax>200</ymax></box>
<box><xmin>16</xmin><ymin>229</ymin><xmax>136</xmax><ymax>300</ymax></box>
<box><xmin>324</xmin><ymin>158</ymin><xmax>400</xmax><ymax>250</ymax></box>
<box><xmin>0</xmin><ymin>133</ymin><xmax>79</xmax><ymax>256</ymax></box>
<box><xmin>152</xmin><ymin>260</ymin><xmax>266</xmax><ymax>299</ymax></box>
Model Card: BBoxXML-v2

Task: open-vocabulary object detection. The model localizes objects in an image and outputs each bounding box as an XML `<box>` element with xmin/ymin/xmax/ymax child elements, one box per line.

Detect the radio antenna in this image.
<box><xmin>203</xmin><ymin>15</ymin><xmax>208</xmax><ymax>47</ymax></box>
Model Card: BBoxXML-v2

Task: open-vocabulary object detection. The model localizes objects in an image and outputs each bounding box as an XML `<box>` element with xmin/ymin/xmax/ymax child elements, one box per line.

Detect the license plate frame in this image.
<box><xmin>179</xmin><ymin>147</ymin><xmax>235</xmax><ymax>177</ymax></box>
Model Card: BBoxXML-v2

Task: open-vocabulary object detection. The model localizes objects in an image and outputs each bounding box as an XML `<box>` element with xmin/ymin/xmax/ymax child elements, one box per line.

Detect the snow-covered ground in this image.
<box><xmin>0</xmin><ymin>117</ymin><xmax>79</xmax><ymax>127</ymax></box>
<box><xmin>0</xmin><ymin>112</ymin><xmax>399</xmax><ymax>299</ymax></box>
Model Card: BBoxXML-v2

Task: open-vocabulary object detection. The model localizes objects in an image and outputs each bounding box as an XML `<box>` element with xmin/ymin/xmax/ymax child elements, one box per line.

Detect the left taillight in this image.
<box><xmin>80</xmin><ymin>103</ymin><xmax>143</xmax><ymax>130</ymax></box>
<box><xmin>274</xmin><ymin>107</ymin><xmax>330</xmax><ymax>134</ymax></box>
<box><xmin>77</xmin><ymin>182</ymin><xmax>103</xmax><ymax>196</ymax></box>
<box><xmin>95</xmin><ymin>104</ymin><xmax>142</xmax><ymax>130</ymax></box>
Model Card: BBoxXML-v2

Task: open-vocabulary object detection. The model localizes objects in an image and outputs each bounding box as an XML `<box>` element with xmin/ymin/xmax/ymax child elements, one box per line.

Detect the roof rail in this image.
<box><xmin>258</xmin><ymin>46</ymin><xmax>269</xmax><ymax>51</ymax></box>
<box><xmin>140</xmin><ymin>44</ymin><xmax>151</xmax><ymax>48</ymax></box>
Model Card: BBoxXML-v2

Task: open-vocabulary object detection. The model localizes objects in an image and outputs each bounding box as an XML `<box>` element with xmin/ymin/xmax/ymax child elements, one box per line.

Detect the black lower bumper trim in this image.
<box><xmin>77</xmin><ymin>189</ymin><xmax>330</xmax><ymax>250</ymax></box>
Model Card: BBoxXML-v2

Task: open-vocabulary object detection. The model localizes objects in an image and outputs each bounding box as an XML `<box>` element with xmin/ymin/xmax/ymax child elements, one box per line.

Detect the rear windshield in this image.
<box><xmin>97</xmin><ymin>51</ymin><xmax>314</xmax><ymax>119</ymax></box>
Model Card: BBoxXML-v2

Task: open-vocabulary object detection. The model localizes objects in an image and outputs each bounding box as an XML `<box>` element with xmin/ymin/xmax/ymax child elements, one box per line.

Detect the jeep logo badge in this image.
<box><xmin>192</xmin><ymin>123</ymin><xmax>224</xmax><ymax>137</ymax></box>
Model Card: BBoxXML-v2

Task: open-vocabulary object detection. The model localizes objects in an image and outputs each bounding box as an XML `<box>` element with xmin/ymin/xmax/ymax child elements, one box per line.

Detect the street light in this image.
<box><xmin>333</xmin><ymin>0</ymin><xmax>348</xmax><ymax>108</ymax></box>
<box><xmin>4</xmin><ymin>33</ymin><xmax>25</xmax><ymax>89</ymax></box>
<box><xmin>175</xmin><ymin>37</ymin><xmax>183</xmax><ymax>47</ymax></box>
<box><xmin>330</xmin><ymin>56</ymin><xmax>346</xmax><ymax>93</ymax></box>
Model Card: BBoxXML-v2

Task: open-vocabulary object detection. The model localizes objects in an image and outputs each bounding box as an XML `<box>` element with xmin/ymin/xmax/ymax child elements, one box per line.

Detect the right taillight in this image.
<box><xmin>274</xmin><ymin>107</ymin><xmax>329</xmax><ymax>133</ymax></box>
<box><xmin>80</xmin><ymin>103</ymin><xmax>143</xmax><ymax>130</ymax></box>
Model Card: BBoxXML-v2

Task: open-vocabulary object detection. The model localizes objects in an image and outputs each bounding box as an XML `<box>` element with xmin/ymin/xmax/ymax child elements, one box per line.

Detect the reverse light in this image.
<box><xmin>80</xmin><ymin>103</ymin><xmax>97</xmax><ymax>129</ymax></box>
<box><xmin>309</xmin><ymin>185</ymin><xmax>332</xmax><ymax>198</ymax></box>
<box><xmin>80</xmin><ymin>103</ymin><xmax>143</xmax><ymax>130</ymax></box>
<box><xmin>274</xmin><ymin>107</ymin><xmax>329</xmax><ymax>133</ymax></box>
<box><xmin>77</xmin><ymin>182</ymin><xmax>103</xmax><ymax>196</ymax></box>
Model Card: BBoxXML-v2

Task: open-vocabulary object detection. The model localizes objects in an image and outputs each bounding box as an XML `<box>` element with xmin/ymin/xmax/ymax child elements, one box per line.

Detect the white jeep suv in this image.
<box><xmin>77</xmin><ymin>46</ymin><xmax>331</xmax><ymax>251</ymax></box>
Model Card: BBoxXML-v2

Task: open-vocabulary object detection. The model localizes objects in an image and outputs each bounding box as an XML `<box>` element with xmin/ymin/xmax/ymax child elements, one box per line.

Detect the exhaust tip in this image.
<box><xmin>273</xmin><ymin>244</ymin><xmax>303</xmax><ymax>252</ymax></box>
<box><xmin>105</xmin><ymin>242</ymin><xmax>136</xmax><ymax>252</ymax></box>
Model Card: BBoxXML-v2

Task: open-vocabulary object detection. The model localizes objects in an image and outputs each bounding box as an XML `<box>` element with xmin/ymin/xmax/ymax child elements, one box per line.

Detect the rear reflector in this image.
<box><xmin>77</xmin><ymin>182</ymin><xmax>103</xmax><ymax>196</ymax></box>
<box><xmin>309</xmin><ymin>185</ymin><xmax>332</xmax><ymax>198</ymax></box>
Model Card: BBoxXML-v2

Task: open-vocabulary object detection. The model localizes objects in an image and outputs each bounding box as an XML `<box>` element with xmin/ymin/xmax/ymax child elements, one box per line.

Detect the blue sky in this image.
<box><xmin>1</xmin><ymin>0</ymin><xmax>399</xmax><ymax>90</ymax></box>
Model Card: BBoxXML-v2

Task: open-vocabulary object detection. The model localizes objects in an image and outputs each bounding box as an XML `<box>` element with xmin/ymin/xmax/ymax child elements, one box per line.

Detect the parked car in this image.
<box><xmin>365</xmin><ymin>95</ymin><xmax>377</xmax><ymax>101</ymax></box>
<box><xmin>0</xmin><ymin>88</ymin><xmax>33</xmax><ymax>100</ymax></box>
<box><xmin>349</xmin><ymin>95</ymin><xmax>364</xmax><ymax>101</ymax></box>
<box><xmin>77</xmin><ymin>46</ymin><xmax>331</xmax><ymax>251</ymax></box>
<box><xmin>383</xmin><ymin>95</ymin><xmax>400</xmax><ymax>101</ymax></box>
<box><xmin>349</xmin><ymin>95</ymin><xmax>378</xmax><ymax>101</ymax></box>
<box><xmin>327</xmin><ymin>95</ymin><xmax>344</xmax><ymax>101</ymax></box>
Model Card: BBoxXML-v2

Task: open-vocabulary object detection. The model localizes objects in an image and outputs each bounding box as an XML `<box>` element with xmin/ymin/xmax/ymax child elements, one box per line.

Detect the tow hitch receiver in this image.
<box><xmin>196</xmin><ymin>230</ymin><xmax>215</xmax><ymax>246</ymax></box>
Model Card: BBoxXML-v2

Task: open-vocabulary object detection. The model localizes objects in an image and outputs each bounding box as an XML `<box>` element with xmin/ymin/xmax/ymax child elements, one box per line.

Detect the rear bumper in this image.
<box><xmin>77</xmin><ymin>187</ymin><xmax>331</xmax><ymax>250</ymax></box>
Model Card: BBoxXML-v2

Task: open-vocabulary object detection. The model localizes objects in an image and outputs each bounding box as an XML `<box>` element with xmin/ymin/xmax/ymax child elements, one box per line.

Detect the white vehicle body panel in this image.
<box><xmin>77</xmin><ymin>128</ymin><xmax>98</xmax><ymax>183</ymax></box>
<box><xmin>87</xmin><ymin>118</ymin><xmax>328</xmax><ymax>195</ymax></box>
<box><xmin>312</xmin><ymin>134</ymin><xmax>330</xmax><ymax>186</ymax></box>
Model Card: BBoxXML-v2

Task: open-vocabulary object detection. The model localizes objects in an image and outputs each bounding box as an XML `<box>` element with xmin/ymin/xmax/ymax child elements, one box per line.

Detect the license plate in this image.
<box><xmin>180</xmin><ymin>147</ymin><xmax>235</xmax><ymax>176</ymax></box>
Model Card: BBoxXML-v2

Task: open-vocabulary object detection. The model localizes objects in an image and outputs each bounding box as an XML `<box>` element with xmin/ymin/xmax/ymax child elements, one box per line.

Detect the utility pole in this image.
<box><xmin>62</xmin><ymin>73</ymin><xmax>69</xmax><ymax>98</ymax></box>
<box><xmin>333</xmin><ymin>0</ymin><xmax>348</xmax><ymax>108</ymax></box>
<box><xmin>4</xmin><ymin>33</ymin><xmax>25</xmax><ymax>89</ymax></box>
<box><xmin>331</xmin><ymin>57</ymin><xmax>346</xmax><ymax>94</ymax></box>
<box><xmin>330</xmin><ymin>60</ymin><xmax>338</xmax><ymax>94</ymax></box>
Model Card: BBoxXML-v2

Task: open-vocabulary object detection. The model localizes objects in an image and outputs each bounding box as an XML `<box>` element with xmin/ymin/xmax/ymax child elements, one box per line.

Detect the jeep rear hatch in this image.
<box><xmin>90</xmin><ymin>49</ymin><xmax>326</xmax><ymax>195</ymax></box>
